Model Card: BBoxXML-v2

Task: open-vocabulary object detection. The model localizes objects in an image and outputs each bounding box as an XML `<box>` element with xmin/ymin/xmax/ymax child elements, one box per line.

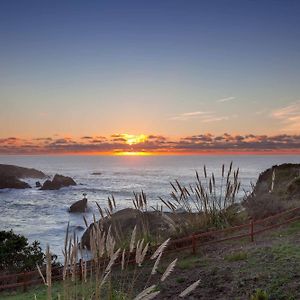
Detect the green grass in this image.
<box><xmin>271</xmin><ymin>220</ymin><xmax>300</xmax><ymax>238</ymax></box>
<box><xmin>0</xmin><ymin>280</ymin><xmax>99</xmax><ymax>300</ymax></box>
<box><xmin>0</xmin><ymin>282</ymin><xmax>61</xmax><ymax>300</ymax></box>
<box><xmin>177</xmin><ymin>255</ymin><xmax>202</xmax><ymax>270</ymax></box>
<box><xmin>175</xmin><ymin>277</ymin><xmax>186</xmax><ymax>284</ymax></box>
<box><xmin>224</xmin><ymin>250</ymin><xmax>248</xmax><ymax>262</ymax></box>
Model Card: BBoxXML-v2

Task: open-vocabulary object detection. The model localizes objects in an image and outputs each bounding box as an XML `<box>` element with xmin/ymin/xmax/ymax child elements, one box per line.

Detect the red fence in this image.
<box><xmin>1</xmin><ymin>206</ymin><xmax>300</xmax><ymax>292</ymax></box>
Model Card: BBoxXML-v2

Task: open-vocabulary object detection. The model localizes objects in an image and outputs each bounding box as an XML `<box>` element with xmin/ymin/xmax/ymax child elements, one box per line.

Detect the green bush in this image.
<box><xmin>0</xmin><ymin>230</ymin><xmax>45</xmax><ymax>272</ymax></box>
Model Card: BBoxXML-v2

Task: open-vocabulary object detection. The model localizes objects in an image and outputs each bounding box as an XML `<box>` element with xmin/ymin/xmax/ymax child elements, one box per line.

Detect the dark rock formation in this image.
<box><xmin>253</xmin><ymin>163</ymin><xmax>300</xmax><ymax>200</ymax></box>
<box><xmin>81</xmin><ymin>208</ymin><xmax>183</xmax><ymax>249</ymax></box>
<box><xmin>0</xmin><ymin>164</ymin><xmax>46</xmax><ymax>179</ymax></box>
<box><xmin>91</xmin><ymin>172</ymin><xmax>102</xmax><ymax>175</ymax></box>
<box><xmin>69</xmin><ymin>197</ymin><xmax>88</xmax><ymax>213</ymax></box>
<box><xmin>0</xmin><ymin>175</ymin><xmax>31</xmax><ymax>189</ymax></box>
<box><xmin>40</xmin><ymin>174</ymin><xmax>76</xmax><ymax>190</ymax></box>
<box><xmin>287</xmin><ymin>176</ymin><xmax>300</xmax><ymax>198</ymax></box>
<box><xmin>43</xmin><ymin>174</ymin><xmax>76</xmax><ymax>189</ymax></box>
<box><xmin>35</xmin><ymin>181</ymin><xmax>41</xmax><ymax>188</ymax></box>
<box><xmin>244</xmin><ymin>163</ymin><xmax>300</xmax><ymax>219</ymax></box>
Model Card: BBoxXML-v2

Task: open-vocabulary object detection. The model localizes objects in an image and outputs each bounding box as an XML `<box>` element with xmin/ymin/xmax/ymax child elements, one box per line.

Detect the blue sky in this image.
<box><xmin>1</xmin><ymin>0</ymin><xmax>300</xmax><ymax>142</ymax></box>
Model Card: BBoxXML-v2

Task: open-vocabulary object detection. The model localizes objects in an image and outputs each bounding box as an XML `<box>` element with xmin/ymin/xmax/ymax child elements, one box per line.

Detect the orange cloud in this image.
<box><xmin>0</xmin><ymin>133</ymin><xmax>300</xmax><ymax>155</ymax></box>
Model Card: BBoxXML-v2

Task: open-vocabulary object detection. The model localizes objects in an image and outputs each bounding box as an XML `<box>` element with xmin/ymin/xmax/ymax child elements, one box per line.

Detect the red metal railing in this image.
<box><xmin>1</xmin><ymin>206</ymin><xmax>300</xmax><ymax>292</ymax></box>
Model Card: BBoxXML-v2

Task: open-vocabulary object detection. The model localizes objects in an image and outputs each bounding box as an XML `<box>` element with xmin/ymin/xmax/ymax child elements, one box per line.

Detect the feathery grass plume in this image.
<box><xmin>106</xmin><ymin>226</ymin><xmax>116</xmax><ymax>258</ymax></box>
<box><xmin>63</xmin><ymin>222</ymin><xmax>70</xmax><ymax>280</ymax></box>
<box><xmin>140</xmin><ymin>291</ymin><xmax>161</xmax><ymax>300</ymax></box>
<box><xmin>151</xmin><ymin>252</ymin><xmax>162</xmax><ymax>275</ymax></box>
<box><xmin>270</xmin><ymin>168</ymin><xmax>276</xmax><ymax>193</ymax></box>
<box><xmin>105</xmin><ymin>248</ymin><xmax>121</xmax><ymax>272</ymax></box>
<box><xmin>160</xmin><ymin>162</ymin><xmax>241</xmax><ymax>230</ymax></box>
<box><xmin>135</xmin><ymin>239</ymin><xmax>144</xmax><ymax>265</ymax></box>
<box><xmin>100</xmin><ymin>270</ymin><xmax>111</xmax><ymax>288</ymax></box>
<box><xmin>161</xmin><ymin>258</ymin><xmax>177</xmax><ymax>282</ymax></box>
<box><xmin>130</xmin><ymin>225</ymin><xmax>137</xmax><ymax>253</ymax></box>
<box><xmin>121</xmin><ymin>249</ymin><xmax>126</xmax><ymax>270</ymax></box>
<box><xmin>83</xmin><ymin>215</ymin><xmax>88</xmax><ymax>228</ymax></box>
<box><xmin>179</xmin><ymin>279</ymin><xmax>201</xmax><ymax>297</ymax></box>
<box><xmin>137</xmin><ymin>242</ymin><xmax>149</xmax><ymax>267</ymax></box>
<box><xmin>45</xmin><ymin>244</ymin><xmax>52</xmax><ymax>300</ymax></box>
<box><xmin>96</xmin><ymin>201</ymin><xmax>105</xmax><ymax>218</ymax></box>
<box><xmin>133</xmin><ymin>285</ymin><xmax>157</xmax><ymax>300</ymax></box>
<box><xmin>151</xmin><ymin>238</ymin><xmax>170</xmax><ymax>260</ymax></box>
<box><xmin>36</xmin><ymin>264</ymin><xmax>46</xmax><ymax>285</ymax></box>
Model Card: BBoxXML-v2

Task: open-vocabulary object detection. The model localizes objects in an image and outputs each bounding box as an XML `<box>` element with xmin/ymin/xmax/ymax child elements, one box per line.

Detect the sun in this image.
<box><xmin>115</xmin><ymin>151</ymin><xmax>152</xmax><ymax>156</ymax></box>
<box><xmin>121</xmin><ymin>134</ymin><xmax>148</xmax><ymax>145</ymax></box>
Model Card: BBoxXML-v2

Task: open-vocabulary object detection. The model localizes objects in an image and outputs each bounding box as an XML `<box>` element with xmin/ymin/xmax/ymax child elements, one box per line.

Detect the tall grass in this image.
<box><xmin>160</xmin><ymin>162</ymin><xmax>241</xmax><ymax>231</ymax></box>
<box><xmin>38</xmin><ymin>224</ymin><xmax>200</xmax><ymax>299</ymax></box>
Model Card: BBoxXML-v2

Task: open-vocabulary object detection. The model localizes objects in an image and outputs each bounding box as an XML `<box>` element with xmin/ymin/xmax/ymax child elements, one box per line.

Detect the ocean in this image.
<box><xmin>0</xmin><ymin>154</ymin><xmax>299</xmax><ymax>259</ymax></box>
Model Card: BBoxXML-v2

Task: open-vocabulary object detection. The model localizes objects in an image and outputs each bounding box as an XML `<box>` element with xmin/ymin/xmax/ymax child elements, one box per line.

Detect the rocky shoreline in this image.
<box><xmin>0</xmin><ymin>164</ymin><xmax>77</xmax><ymax>190</ymax></box>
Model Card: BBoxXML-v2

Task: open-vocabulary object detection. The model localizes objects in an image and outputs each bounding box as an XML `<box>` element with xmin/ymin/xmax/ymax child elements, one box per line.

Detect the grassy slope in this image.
<box><xmin>2</xmin><ymin>221</ymin><xmax>300</xmax><ymax>300</ymax></box>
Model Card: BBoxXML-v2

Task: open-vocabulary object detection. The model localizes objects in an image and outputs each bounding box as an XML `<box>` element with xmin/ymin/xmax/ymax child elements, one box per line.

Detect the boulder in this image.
<box><xmin>40</xmin><ymin>174</ymin><xmax>76</xmax><ymax>190</ymax></box>
<box><xmin>91</xmin><ymin>172</ymin><xmax>102</xmax><ymax>175</ymax></box>
<box><xmin>253</xmin><ymin>163</ymin><xmax>300</xmax><ymax>200</ymax></box>
<box><xmin>81</xmin><ymin>208</ymin><xmax>184</xmax><ymax>249</ymax></box>
<box><xmin>0</xmin><ymin>164</ymin><xmax>46</xmax><ymax>179</ymax></box>
<box><xmin>287</xmin><ymin>177</ymin><xmax>300</xmax><ymax>197</ymax></box>
<box><xmin>0</xmin><ymin>175</ymin><xmax>31</xmax><ymax>189</ymax></box>
<box><xmin>35</xmin><ymin>181</ymin><xmax>42</xmax><ymax>188</ymax></box>
<box><xmin>69</xmin><ymin>198</ymin><xmax>88</xmax><ymax>213</ymax></box>
<box><xmin>243</xmin><ymin>163</ymin><xmax>300</xmax><ymax>219</ymax></box>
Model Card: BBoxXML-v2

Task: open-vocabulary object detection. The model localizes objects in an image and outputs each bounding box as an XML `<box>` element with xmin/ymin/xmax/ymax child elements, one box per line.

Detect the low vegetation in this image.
<box><xmin>0</xmin><ymin>230</ymin><xmax>45</xmax><ymax>273</ymax></box>
<box><xmin>2</xmin><ymin>163</ymin><xmax>300</xmax><ymax>299</ymax></box>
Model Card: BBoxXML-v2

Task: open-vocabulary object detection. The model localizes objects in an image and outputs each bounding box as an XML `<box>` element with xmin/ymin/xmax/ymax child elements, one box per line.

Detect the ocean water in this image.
<box><xmin>0</xmin><ymin>154</ymin><xmax>299</xmax><ymax>258</ymax></box>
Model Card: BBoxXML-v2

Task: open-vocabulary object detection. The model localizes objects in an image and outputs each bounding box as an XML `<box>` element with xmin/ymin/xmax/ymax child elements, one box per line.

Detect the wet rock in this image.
<box><xmin>69</xmin><ymin>197</ymin><xmax>88</xmax><ymax>213</ymax></box>
<box><xmin>81</xmin><ymin>208</ymin><xmax>183</xmax><ymax>249</ymax></box>
<box><xmin>35</xmin><ymin>181</ymin><xmax>41</xmax><ymax>188</ymax></box>
<box><xmin>252</xmin><ymin>163</ymin><xmax>300</xmax><ymax>200</ymax></box>
<box><xmin>40</xmin><ymin>174</ymin><xmax>76</xmax><ymax>190</ymax></box>
<box><xmin>0</xmin><ymin>164</ymin><xmax>46</xmax><ymax>179</ymax></box>
<box><xmin>0</xmin><ymin>175</ymin><xmax>31</xmax><ymax>189</ymax></box>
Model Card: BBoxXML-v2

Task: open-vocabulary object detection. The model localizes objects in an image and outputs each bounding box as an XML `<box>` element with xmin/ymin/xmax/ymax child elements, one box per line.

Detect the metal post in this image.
<box><xmin>192</xmin><ymin>234</ymin><xmax>196</xmax><ymax>254</ymax></box>
<box><xmin>250</xmin><ymin>219</ymin><xmax>254</xmax><ymax>242</ymax></box>
<box><xmin>22</xmin><ymin>272</ymin><xmax>27</xmax><ymax>292</ymax></box>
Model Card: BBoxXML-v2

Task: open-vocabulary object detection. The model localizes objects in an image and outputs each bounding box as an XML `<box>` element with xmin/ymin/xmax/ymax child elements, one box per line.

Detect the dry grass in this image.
<box><xmin>37</xmin><ymin>222</ymin><xmax>200</xmax><ymax>299</ymax></box>
<box><xmin>160</xmin><ymin>162</ymin><xmax>242</xmax><ymax>233</ymax></box>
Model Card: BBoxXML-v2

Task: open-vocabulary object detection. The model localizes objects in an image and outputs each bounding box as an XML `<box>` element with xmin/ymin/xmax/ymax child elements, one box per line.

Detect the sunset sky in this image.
<box><xmin>1</xmin><ymin>1</ymin><xmax>300</xmax><ymax>154</ymax></box>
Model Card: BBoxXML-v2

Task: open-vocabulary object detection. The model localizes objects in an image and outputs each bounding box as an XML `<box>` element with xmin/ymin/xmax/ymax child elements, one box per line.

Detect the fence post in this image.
<box><xmin>22</xmin><ymin>272</ymin><xmax>27</xmax><ymax>292</ymax></box>
<box><xmin>79</xmin><ymin>259</ymin><xmax>82</xmax><ymax>281</ymax></box>
<box><xmin>192</xmin><ymin>234</ymin><xmax>196</xmax><ymax>254</ymax></box>
<box><xmin>250</xmin><ymin>219</ymin><xmax>254</xmax><ymax>242</ymax></box>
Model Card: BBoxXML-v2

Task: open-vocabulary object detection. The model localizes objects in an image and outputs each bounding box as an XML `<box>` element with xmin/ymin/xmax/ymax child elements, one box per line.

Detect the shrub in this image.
<box><xmin>0</xmin><ymin>230</ymin><xmax>45</xmax><ymax>272</ymax></box>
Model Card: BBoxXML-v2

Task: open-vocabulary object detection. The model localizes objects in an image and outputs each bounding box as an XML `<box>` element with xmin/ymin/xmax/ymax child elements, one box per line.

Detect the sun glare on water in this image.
<box><xmin>115</xmin><ymin>151</ymin><xmax>152</xmax><ymax>156</ymax></box>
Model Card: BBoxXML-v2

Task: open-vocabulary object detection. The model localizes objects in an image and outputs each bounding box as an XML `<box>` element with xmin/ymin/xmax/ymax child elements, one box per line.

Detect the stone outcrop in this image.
<box><xmin>69</xmin><ymin>197</ymin><xmax>88</xmax><ymax>213</ymax></box>
<box><xmin>81</xmin><ymin>208</ymin><xmax>187</xmax><ymax>249</ymax></box>
<box><xmin>40</xmin><ymin>174</ymin><xmax>76</xmax><ymax>190</ymax></box>
<box><xmin>0</xmin><ymin>164</ymin><xmax>46</xmax><ymax>189</ymax></box>
<box><xmin>0</xmin><ymin>164</ymin><xmax>46</xmax><ymax>179</ymax></box>
<box><xmin>253</xmin><ymin>163</ymin><xmax>300</xmax><ymax>200</ymax></box>
<box><xmin>0</xmin><ymin>175</ymin><xmax>31</xmax><ymax>189</ymax></box>
<box><xmin>35</xmin><ymin>181</ymin><xmax>42</xmax><ymax>188</ymax></box>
